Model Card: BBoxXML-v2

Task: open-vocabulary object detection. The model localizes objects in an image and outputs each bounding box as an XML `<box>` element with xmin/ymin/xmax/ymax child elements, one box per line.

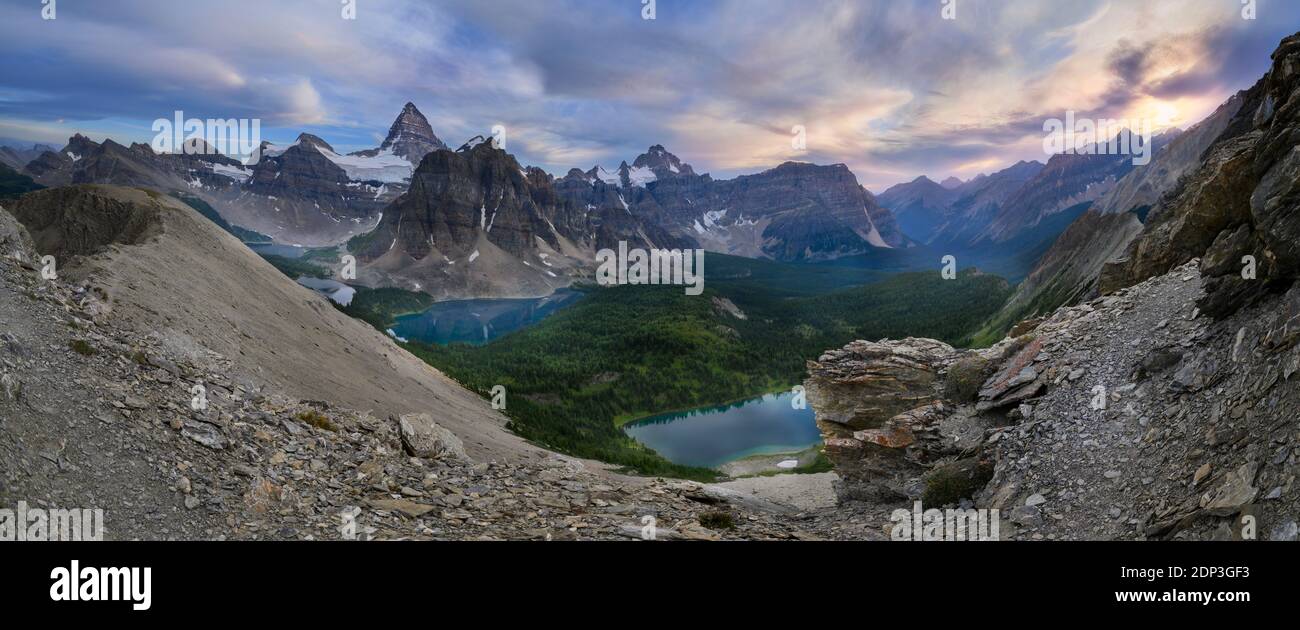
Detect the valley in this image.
<box><xmin>1</xmin><ymin>91</ymin><xmax>1206</xmax><ymax>489</ymax></box>
<box><xmin>3</xmin><ymin>12</ymin><xmax>1298</xmax><ymax>550</ymax></box>
<box><xmin>400</xmin><ymin>258</ymin><xmax>1012</xmax><ymax>479</ymax></box>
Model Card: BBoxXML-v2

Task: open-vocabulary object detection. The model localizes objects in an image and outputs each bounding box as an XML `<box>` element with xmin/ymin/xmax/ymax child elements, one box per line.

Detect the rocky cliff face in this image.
<box><xmin>246</xmin><ymin>134</ymin><xmax>388</xmax><ymax>214</ymax></box>
<box><xmin>1102</xmin><ymin>33</ymin><xmax>1300</xmax><ymax>321</ymax></box>
<box><xmin>5</xmin><ymin>185</ymin><xmax>163</xmax><ymax>258</ymax></box>
<box><xmin>714</xmin><ymin>161</ymin><xmax>904</xmax><ymax>261</ymax></box>
<box><xmin>976</xmin><ymin>209</ymin><xmax>1144</xmax><ymax>341</ymax></box>
<box><xmin>648</xmin><ymin>156</ymin><xmax>908</xmax><ymax>260</ymax></box>
<box><xmin>805</xmin><ymin>338</ymin><xmax>990</xmax><ymax>502</ymax></box>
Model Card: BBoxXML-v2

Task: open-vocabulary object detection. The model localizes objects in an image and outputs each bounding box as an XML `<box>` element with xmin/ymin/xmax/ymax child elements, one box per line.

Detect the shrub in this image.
<box><xmin>296</xmin><ymin>409</ymin><xmax>339</xmax><ymax>432</ymax></box>
<box><xmin>69</xmin><ymin>339</ymin><xmax>96</xmax><ymax>356</ymax></box>
<box><xmin>699</xmin><ymin>510</ymin><xmax>736</xmax><ymax>530</ymax></box>
<box><xmin>922</xmin><ymin>458</ymin><xmax>994</xmax><ymax>506</ymax></box>
<box><xmin>944</xmin><ymin>354</ymin><xmax>989</xmax><ymax>402</ymax></box>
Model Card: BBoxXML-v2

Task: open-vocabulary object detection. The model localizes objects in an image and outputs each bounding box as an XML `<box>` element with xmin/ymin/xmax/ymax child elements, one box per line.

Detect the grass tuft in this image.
<box><xmin>68</xmin><ymin>339</ymin><xmax>96</xmax><ymax>356</ymax></box>
<box><xmin>296</xmin><ymin>409</ymin><xmax>339</xmax><ymax>432</ymax></box>
<box><xmin>699</xmin><ymin>510</ymin><xmax>736</xmax><ymax>530</ymax></box>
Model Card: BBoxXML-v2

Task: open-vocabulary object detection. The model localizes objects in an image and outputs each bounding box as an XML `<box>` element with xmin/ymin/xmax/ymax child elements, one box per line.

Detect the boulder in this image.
<box><xmin>804</xmin><ymin>338</ymin><xmax>954</xmax><ymax>431</ymax></box>
<box><xmin>0</xmin><ymin>204</ymin><xmax>37</xmax><ymax>266</ymax></box>
<box><xmin>398</xmin><ymin>413</ymin><xmax>467</xmax><ymax>461</ymax></box>
<box><xmin>1200</xmin><ymin>461</ymin><xmax>1259</xmax><ymax>516</ymax></box>
<box><xmin>804</xmin><ymin>338</ymin><xmax>958</xmax><ymax>502</ymax></box>
<box><xmin>976</xmin><ymin>337</ymin><xmax>1045</xmax><ymax>410</ymax></box>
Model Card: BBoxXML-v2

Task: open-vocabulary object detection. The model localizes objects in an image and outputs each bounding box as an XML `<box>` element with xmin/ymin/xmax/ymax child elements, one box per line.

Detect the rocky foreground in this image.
<box><xmin>4</xmin><ymin>185</ymin><xmax>1297</xmax><ymax>541</ymax></box>
<box><xmin>0</xmin><ymin>199</ymin><xmax>862</xmax><ymax>541</ymax></box>
<box><xmin>807</xmin><ymin>261</ymin><xmax>1300</xmax><ymax>540</ymax></box>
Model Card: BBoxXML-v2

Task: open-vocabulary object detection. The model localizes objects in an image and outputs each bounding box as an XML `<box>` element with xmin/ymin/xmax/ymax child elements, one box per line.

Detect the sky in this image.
<box><xmin>0</xmin><ymin>0</ymin><xmax>1293</xmax><ymax>190</ymax></box>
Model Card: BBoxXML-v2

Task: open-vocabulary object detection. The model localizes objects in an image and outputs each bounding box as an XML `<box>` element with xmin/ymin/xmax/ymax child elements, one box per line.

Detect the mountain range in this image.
<box><xmin>876</xmin><ymin>129</ymin><xmax>1182</xmax><ymax>250</ymax></box>
<box><xmin>0</xmin><ymin>98</ymin><xmax>1230</xmax><ymax>303</ymax></box>
<box><xmin>12</xmin><ymin>104</ymin><xmax>451</xmax><ymax>247</ymax></box>
<box><xmin>2</xmin><ymin>103</ymin><xmax>920</xmax><ymax>299</ymax></box>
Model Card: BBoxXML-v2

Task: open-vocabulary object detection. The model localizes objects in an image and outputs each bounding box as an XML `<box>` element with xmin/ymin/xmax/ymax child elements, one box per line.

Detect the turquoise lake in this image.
<box><xmin>623</xmin><ymin>391</ymin><xmax>821</xmax><ymax>469</ymax></box>
<box><xmin>388</xmin><ymin>289</ymin><xmax>582</xmax><ymax>345</ymax></box>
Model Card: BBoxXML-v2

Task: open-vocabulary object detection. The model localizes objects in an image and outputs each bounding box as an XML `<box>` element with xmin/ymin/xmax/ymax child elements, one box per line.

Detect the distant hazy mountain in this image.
<box><xmin>0</xmin><ymin>143</ymin><xmax>56</xmax><ymax>171</ymax></box>
<box><xmin>931</xmin><ymin>160</ymin><xmax>1045</xmax><ymax>246</ymax></box>
<box><xmin>969</xmin><ymin>130</ymin><xmax>1179</xmax><ymax>246</ymax></box>
<box><xmin>974</xmin><ymin>86</ymin><xmax>1248</xmax><ymax>340</ymax></box>
<box><xmin>877</xmin><ymin>175</ymin><xmax>958</xmax><ymax>243</ymax></box>
<box><xmin>1092</xmin><ymin>99</ymin><xmax>1241</xmax><ymax>216</ymax></box>
<box><xmin>876</xmin><ymin>162</ymin><xmax>1046</xmax><ymax>246</ymax></box>
<box><xmin>24</xmin><ymin>133</ymin><xmax>244</xmax><ymax>191</ymax></box>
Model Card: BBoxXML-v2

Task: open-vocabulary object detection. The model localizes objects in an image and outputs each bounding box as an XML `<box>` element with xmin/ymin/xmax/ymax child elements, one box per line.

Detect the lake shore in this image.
<box><xmin>718</xmin><ymin>444</ymin><xmax>824</xmax><ymax>477</ymax></box>
<box><xmin>712</xmin><ymin>472</ymin><xmax>839</xmax><ymax>511</ymax></box>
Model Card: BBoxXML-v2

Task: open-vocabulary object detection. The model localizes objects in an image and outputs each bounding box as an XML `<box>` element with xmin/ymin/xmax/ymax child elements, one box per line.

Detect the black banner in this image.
<box><xmin>1</xmin><ymin>541</ymin><xmax>1290</xmax><ymax>619</ymax></box>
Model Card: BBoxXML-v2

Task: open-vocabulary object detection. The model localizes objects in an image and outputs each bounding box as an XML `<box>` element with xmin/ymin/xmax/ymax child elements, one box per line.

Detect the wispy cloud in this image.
<box><xmin>0</xmin><ymin>0</ymin><xmax>1291</xmax><ymax>188</ymax></box>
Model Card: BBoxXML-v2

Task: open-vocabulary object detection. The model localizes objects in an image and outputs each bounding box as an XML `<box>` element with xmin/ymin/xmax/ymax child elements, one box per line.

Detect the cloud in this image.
<box><xmin>0</xmin><ymin>0</ymin><xmax>1293</xmax><ymax>186</ymax></box>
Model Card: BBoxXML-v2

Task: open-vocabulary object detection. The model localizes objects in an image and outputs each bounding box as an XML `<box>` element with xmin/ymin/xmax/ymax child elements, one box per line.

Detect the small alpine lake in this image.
<box><xmin>622</xmin><ymin>391</ymin><xmax>822</xmax><ymax>472</ymax></box>
<box><xmin>388</xmin><ymin>289</ymin><xmax>582</xmax><ymax>346</ymax></box>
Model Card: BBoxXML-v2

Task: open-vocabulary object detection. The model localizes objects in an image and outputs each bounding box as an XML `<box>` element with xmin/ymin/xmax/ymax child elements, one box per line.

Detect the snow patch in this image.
<box><xmin>625</xmin><ymin>165</ymin><xmax>657</xmax><ymax>187</ymax></box>
<box><xmin>320</xmin><ymin>147</ymin><xmax>413</xmax><ymax>183</ymax></box>
<box><xmin>593</xmin><ymin>165</ymin><xmax>621</xmax><ymax>186</ymax></box>
<box><xmin>211</xmin><ymin>162</ymin><xmax>251</xmax><ymax>182</ymax></box>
